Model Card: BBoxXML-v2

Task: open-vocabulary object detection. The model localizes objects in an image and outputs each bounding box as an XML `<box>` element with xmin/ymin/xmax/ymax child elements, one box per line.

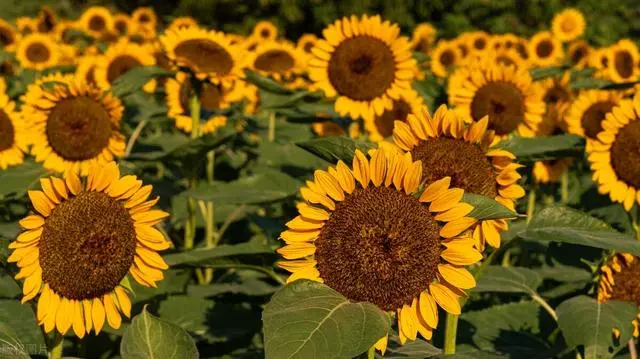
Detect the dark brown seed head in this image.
<box><xmin>614</xmin><ymin>50</ymin><xmax>634</xmax><ymax>79</ymax></box>
<box><xmin>571</xmin><ymin>45</ymin><xmax>588</xmax><ymax>64</ymax></box>
<box><xmin>536</xmin><ymin>40</ymin><xmax>553</xmax><ymax>58</ymax></box>
<box><xmin>88</xmin><ymin>15</ymin><xmax>106</xmax><ymax>32</ymax></box>
<box><xmin>439</xmin><ymin>49</ymin><xmax>455</xmax><ymax>68</ymax></box>
<box><xmin>0</xmin><ymin>110</ymin><xmax>15</xmax><ymax>151</ymax></box>
<box><xmin>327</xmin><ymin>36</ymin><xmax>396</xmax><ymax>101</ymax></box>
<box><xmin>40</xmin><ymin>191</ymin><xmax>136</xmax><ymax>300</ymax></box>
<box><xmin>473</xmin><ymin>38</ymin><xmax>486</xmax><ymax>50</ymax></box>
<box><xmin>315</xmin><ymin>186</ymin><xmax>441</xmax><ymax>311</ymax></box>
<box><xmin>609</xmin><ymin>257</ymin><xmax>640</xmax><ymax>306</ymax></box>
<box><xmin>115</xmin><ymin>20</ymin><xmax>128</xmax><ymax>35</ymax></box>
<box><xmin>46</xmin><ymin>96</ymin><xmax>113</xmax><ymax>161</ymax></box>
<box><xmin>374</xmin><ymin>100</ymin><xmax>411</xmax><ymax>138</ymax></box>
<box><xmin>254</xmin><ymin>49</ymin><xmax>295</xmax><ymax>74</ymax></box>
<box><xmin>25</xmin><ymin>42</ymin><xmax>51</xmax><ymax>63</ymax></box>
<box><xmin>581</xmin><ymin>101</ymin><xmax>616</xmax><ymax>139</ymax></box>
<box><xmin>611</xmin><ymin>119</ymin><xmax>640</xmax><ymax>188</ymax></box>
<box><xmin>106</xmin><ymin>55</ymin><xmax>142</xmax><ymax>84</ymax></box>
<box><xmin>0</xmin><ymin>26</ymin><xmax>16</xmax><ymax>47</ymax></box>
<box><xmin>174</xmin><ymin>39</ymin><xmax>233</xmax><ymax>76</ymax></box>
<box><xmin>470</xmin><ymin>81</ymin><xmax>525</xmax><ymax>135</ymax></box>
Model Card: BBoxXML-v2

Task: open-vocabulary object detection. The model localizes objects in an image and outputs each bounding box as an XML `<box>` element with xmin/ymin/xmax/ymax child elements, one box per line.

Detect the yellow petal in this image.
<box><xmin>418</xmin><ymin>291</ymin><xmax>439</xmax><ymax>328</ymax></box>
<box><xmin>19</xmin><ymin>215</ymin><xmax>45</xmax><ymax>230</ymax></box>
<box><xmin>114</xmin><ymin>287</ymin><xmax>132</xmax><ymax>318</ymax></box>
<box><xmin>440</xmin><ymin>217</ymin><xmax>477</xmax><ymax>238</ymax></box>
<box><xmin>298</xmin><ymin>204</ymin><xmax>330</xmax><ymax>221</ymax></box>
<box><xmin>83</xmin><ymin>299</ymin><xmax>93</xmax><ymax>332</ymax></box>
<box><xmin>135</xmin><ymin>246</ymin><xmax>169</xmax><ymax>269</ymax></box>
<box><xmin>374</xmin><ymin>335</ymin><xmax>388</xmax><ymax>355</ymax></box>
<box><xmin>65</xmin><ymin>170</ymin><xmax>82</xmax><ymax>195</ymax></box>
<box><xmin>104</xmin><ymin>294</ymin><xmax>122</xmax><ymax>329</ymax></box>
<box><xmin>40</xmin><ymin>178</ymin><xmax>60</xmax><ymax>204</ymax></box>
<box><xmin>403</xmin><ymin>160</ymin><xmax>422</xmax><ymax>194</ymax></box>
<box><xmin>434</xmin><ymin>203</ymin><xmax>474</xmax><ymax>222</ymax></box>
<box><xmin>286</xmin><ymin>216</ymin><xmax>325</xmax><ymax>231</ymax></box>
<box><xmin>429</xmin><ymin>282</ymin><xmax>461</xmax><ymax>314</ymax></box>
<box><xmin>51</xmin><ymin>177</ymin><xmax>69</xmax><ymax>200</ymax></box>
<box><xmin>441</xmin><ymin>242</ymin><xmax>483</xmax><ymax>265</ymax></box>
<box><xmin>55</xmin><ymin>298</ymin><xmax>73</xmax><ymax>334</ymax></box>
<box><xmin>125</xmin><ymin>185</ymin><xmax>153</xmax><ymax>209</ymax></box>
<box><xmin>92</xmin><ymin>298</ymin><xmax>106</xmax><ymax>334</ymax></box>
<box><xmin>419</xmin><ymin>177</ymin><xmax>452</xmax><ymax>203</ymax></box>
<box><xmin>369</xmin><ymin>150</ymin><xmax>387</xmax><ymax>186</ymax></box>
<box><xmin>300</xmin><ymin>187</ymin><xmax>336</xmax><ymax>210</ymax></box>
<box><xmin>277</xmin><ymin>242</ymin><xmax>316</xmax><ymax>259</ymax></box>
<box><xmin>335</xmin><ymin>161</ymin><xmax>355</xmax><ymax>194</ymax></box>
<box><xmin>280</xmin><ymin>229</ymin><xmax>320</xmax><ymax>243</ymax></box>
<box><xmin>28</xmin><ymin>191</ymin><xmax>52</xmax><ymax>217</ymax></box>
<box><xmin>72</xmin><ymin>300</ymin><xmax>86</xmax><ymax>338</ymax></box>
<box><xmin>438</xmin><ymin>264</ymin><xmax>476</xmax><ymax>289</ymax></box>
<box><xmin>314</xmin><ymin>170</ymin><xmax>345</xmax><ymax>201</ymax></box>
<box><xmin>352</xmin><ymin>150</ymin><xmax>370</xmax><ymax>187</ymax></box>
<box><xmin>430</xmin><ymin>188</ymin><xmax>464</xmax><ymax>212</ymax></box>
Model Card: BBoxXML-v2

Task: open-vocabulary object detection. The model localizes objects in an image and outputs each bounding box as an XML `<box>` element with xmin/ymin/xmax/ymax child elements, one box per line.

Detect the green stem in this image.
<box><xmin>560</xmin><ymin>170</ymin><xmax>569</xmax><ymax>204</ymax></box>
<box><xmin>48</xmin><ymin>332</ymin><xmax>64</xmax><ymax>359</ymax></box>
<box><xmin>531</xmin><ymin>294</ymin><xmax>558</xmax><ymax>321</ymax></box>
<box><xmin>202</xmin><ymin>150</ymin><xmax>217</xmax><ymax>284</ymax></box>
<box><xmin>631</xmin><ymin>206</ymin><xmax>640</xmax><ymax>241</ymax></box>
<box><xmin>184</xmin><ymin>91</ymin><xmax>201</xmax><ymax>251</ymax></box>
<box><xmin>189</xmin><ymin>91</ymin><xmax>201</xmax><ymax>139</ymax></box>
<box><xmin>268</xmin><ymin>111</ymin><xmax>276</xmax><ymax>142</ymax></box>
<box><xmin>202</xmin><ymin>263</ymin><xmax>285</xmax><ymax>285</ymax></box>
<box><xmin>443</xmin><ymin>313</ymin><xmax>459</xmax><ymax>354</ymax></box>
<box><xmin>526</xmin><ymin>182</ymin><xmax>537</xmax><ymax>224</ymax></box>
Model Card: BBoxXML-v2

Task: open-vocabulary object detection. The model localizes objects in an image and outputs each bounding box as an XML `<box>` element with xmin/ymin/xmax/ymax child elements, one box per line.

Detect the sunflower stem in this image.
<box><xmin>202</xmin><ymin>150</ymin><xmax>217</xmax><ymax>284</ymax></box>
<box><xmin>531</xmin><ymin>294</ymin><xmax>558</xmax><ymax>321</ymax></box>
<box><xmin>629</xmin><ymin>338</ymin><xmax>637</xmax><ymax>359</ymax></box>
<box><xmin>631</xmin><ymin>206</ymin><xmax>640</xmax><ymax>241</ymax></box>
<box><xmin>268</xmin><ymin>111</ymin><xmax>276</xmax><ymax>142</ymax></box>
<box><xmin>526</xmin><ymin>182</ymin><xmax>537</xmax><ymax>224</ymax></box>
<box><xmin>184</xmin><ymin>89</ymin><xmax>201</xmax><ymax>252</ymax></box>
<box><xmin>189</xmin><ymin>91</ymin><xmax>201</xmax><ymax>139</ymax></box>
<box><xmin>443</xmin><ymin>313</ymin><xmax>459</xmax><ymax>355</ymax></box>
<box><xmin>560</xmin><ymin>170</ymin><xmax>570</xmax><ymax>204</ymax></box>
<box><xmin>48</xmin><ymin>332</ymin><xmax>64</xmax><ymax>359</ymax></box>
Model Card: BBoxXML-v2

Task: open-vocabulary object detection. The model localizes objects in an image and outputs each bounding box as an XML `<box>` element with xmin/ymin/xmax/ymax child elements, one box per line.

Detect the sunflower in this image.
<box><xmin>131</xmin><ymin>7</ymin><xmax>157</xmax><ymax>31</ymax></box>
<box><xmin>250</xmin><ymin>40</ymin><xmax>305</xmax><ymax>81</ymax></box>
<box><xmin>0</xmin><ymin>18</ymin><xmax>19</xmax><ymax>52</ymax></box>
<box><xmin>466</xmin><ymin>31</ymin><xmax>490</xmax><ymax>54</ymax></box>
<box><xmin>514</xmin><ymin>38</ymin><xmax>530</xmax><ymax>61</ymax></box>
<box><xmin>252</xmin><ymin>20</ymin><xmax>278</xmax><ymax>41</ymax></box>
<box><xmin>455</xmin><ymin>36</ymin><xmax>471</xmax><ymax>64</ymax></box>
<box><xmin>168</xmin><ymin>16</ymin><xmax>198</xmax><ymax>32</ymax></box>
<box><xmin>308</xmin><ymin>15</ymin><xmax>417</xmax><ymax>123</ymax></box>
<box><xmin>567</xmin><ymin>40</ymin><xmax>591</xmax><ymax>67</ymax></box>
<box><xmin>365</xmin><ymin>90</ymin><xmax>425</xmax><ymax>142</ymax></box>
<box><xmin>8</xmin><ymin>161</ymin><xmax>170</xmax><ymax>337</ymax></box>
<box><xmin>165</xmin><ymin>72</ymin><xmax>231</xmax><ymax>134</ymax></box>
<box><xmin>411</xmin><ymin>22</ymin><xmax>437</xmax><ymax>54</ymax></box>
<box><xmin>94</xmin><ymin>40</ymin><xmax>156</xmax><ymax>92</ymax></box>
<box><xmin>528</xmin><ymin>31</ymin><xmax>564</xmax><ymax>67</ymax></box>
<box><xmin>392</xmin><ymin>104</ymin><xmax>523</xmax><ymax>250</ymax></box>
<box><xmin>551</xmin><ymin>8</ymin><xmax>586</xmax><ymax>43</ymax></box>
<box><xmin>0</xmin><ymin>60</ymin><xmax>15</xmax><ymax>77</ymax></box>
<box><xmin>566</xmin><ymin>90</ymin><xmax>623</xmax><ymax>146</ymax></box>
<box><xmin>16</xmin><ymin>17</ymin><xmax>38</xmax><ymax>35</ymax></box>
<box><xmin>277</xmin><ymin>148</ymin><xmax>483</xmax><ymax>351</ymax></box>
<box><xmin>36</xmin><ymin>6</ymin><xmax>57</xmax><ymax>33</ymax></box>
<box><xmin>160</xmin><ymin>27</ymin><xmax>246</xmax><ymax>85</ymax></box>
<box><xmin>589</xmin><ymin>47</ymin><xmax>610</xmax><ymax>71</ymax></box>
<box><xmin>53</xmin><ymin>21</ymin><xmax>79</xmax><ymax>45</ymax></box>
<box><xmin>75</xmin><ymin>55</ymin><xmax>100</xmax><ymax>86</ymax></box>
<box><xmin>296</xmin><ymin>33</ymin><xmax>318</xmax><ymax>59</ymax></box>
<box><xmin>79</xmin><ymin>6</ymin><xmax>113</xmax><ymax>39</ymax></box>
<box><xmin>588</xmin><ymin>93</ymin><xmax>640</xmax><ymax>211</ymax></box>
<box><xmin>112</xmin><ymin>14</ymin><xmax>133</xmax><ymax>37</ymax></box>
<box><xmin>597</xmin><ymin>253</ymin><xmax>640</xmax><ymax>337</ymax></box>
<box><xmin>606</xmin><ymin>40</ymin><xmax>639</xmax><ymax>83</ymax></box>
<box><xmin>23</xmin><ymin>74</ymin><xmax>126</xmax><ymax>175</ymax></box>
<box><xmin>0</xmin><ymin>93</ymin><xmax>28</xmax><ymax>169</ymax></box>
<box><xmin>16</xmin><ymin>33</ymin><xmax>60</xmax><ymax>70</ymax></box>
<box><xmin>429</xmin><ymin>40</ymin><xmax>461</xmax><ymax>78</ymax></box>
<box><xmin>491</xmin><ymin>48</ymin><xmax>529</xmax><ymax>69</ymax></box>
<box><xmin>449</xmin><ymin>62</ymin><xmax>545</xmax><ymax>138</ymax></box>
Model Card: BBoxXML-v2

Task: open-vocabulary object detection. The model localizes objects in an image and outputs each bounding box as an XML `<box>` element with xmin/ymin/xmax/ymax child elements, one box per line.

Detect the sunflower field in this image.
<box><xmin>3</xmin><ymin>1</ymin><xmax>640</xmax><ymax>359</ymax></box>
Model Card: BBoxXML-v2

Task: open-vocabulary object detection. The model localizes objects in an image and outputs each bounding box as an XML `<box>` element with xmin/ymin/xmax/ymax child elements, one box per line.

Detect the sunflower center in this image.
<box><xmin>139</xmin><ymin>14</ymin><xmax>151</xmax><ymax>23</ymax></box>
<box><xmin>39</xmin><ymin>191</ymin><xmax>136</xmax><ymax>301</ymax></box>
<box><xmin>571</xmin><ymin>46</ymin><xmax>587</xmax><ymax>64</ymax></box>
<box><xmin>515</xmin><ymin>43</ymin><xmax>529</xmax><ymax>59</ymax></box>
<box><xmin>473</xmin><ymin>38</ymin><xmax>486</xmax><ymax>50</ymax></box>
<box><xmin>106</xmin><ymin>55</ymin><xmax>142</xmax><ymax>84</ymax></box>
<box><xmin>303</xmin><ymin>41</ymin><xmax>314</xmax><ymax>53</ymax></box>
<box><xmin>254</xmin><ymin>49</ymin><xmax>295</xmax><ymax>74</ymax></box>
<box><xmin>46</xmin><ymin>96</ymin><xmax>113</xmax><ymax>161</ymax></box>
<box><xmin>0</xmin><ymin>110</ymin><xmax>15</xmax><ymax>151</ymax></box>
<box><xmin>38</xmin><ymin>12</ymin><xmax>56</xmax><ymax>33</ymax></box>
<box><xmin>544</xmin><ymin>86</ymin><xmax>570</xmax><ymax>104</ymax></box>
<box><xmin>88</xmin><ymin>16</ymin><xmax>106</xmax><ymax>32</ymax></box>
<box><xmin>327</xmin><ymin>36</ymin><xmax>396</xmax><ymax>101</ymax></box>
<box><xmin>440</xmin><ymin>50</ymin><xmax>455</xmax><ymax>67</ymax></box>
<box><xmin>26</xmin><ymin>42</ymin><xmax>51</xmax><ymax>63</ymax></box>
<box><xmin>411</xmin><ymin>137</ymin><xmax>498</xmax><ymax>198</ymax></box>
<box><xmin>561</xmin><ymin>20</ymin><xmax>576</xmax><ymax>32</ymax></box>
<box><xmin>536</xmin><ymin>40</ymin><xmax>553</xmax><ymax>58</ymax></box>
<box><xmin>614</xmin><ymin>51</ymin><xmax>634</xmax><ymax>79</ymax></box>
<box><xmin>470</xmin><ymin>81</ymin><xmax>525</xmax><ymax>135</ymax></box>
<box><xmin>610</xmin><ymin>120</ymin><xmax>640</xmax><ymax>189</ymax></box>
<box><xmin>609</xmin><ymin>258</ymin><xmax>640</xmax><ymax>306</ymax></box>
<box><xmin>174</xmin><ymin>39</ymin><xmax>234</xmax><ymax>76</ymax></box>
<box><xmin>581</xmin><ymin>101</ymin><xmax>615</xmax><ymax>139</ymax></box>
<box><xmin>374</xmin><ymin>99</ymin><xmax>412</xmax><ymax>138</ymax></box>
<box><xmin>315</xmin><ymin>186</ymin><xmax>441</xmax><ymax>311</ymax></box>
<box><xmin>260</xmin><ymin>28</ymin><xmax>270</xmax><ymax>38</ymax></box>
<box><xmin>0</xmin><ymin>61</ymin><xmax>14</xmax><ymax>76</ymax></box>
<box><xmin>115</xmin><ymin>20</ymin><xmax>128</xmax><ymax>35</ymax></box>
<box><xmin>179</xmin><ymin>80</ymin><xmax>222</xmax><ymax>113</ymax></box>
<box><xmin>0</xmin><ymin>27</ymin><xmax>15</xmax><ymax>46</ymax></box>
<box><xmin>416</xmin><ymin>38</ymin><xmax>431</xmax><ymax>53</ymax></box>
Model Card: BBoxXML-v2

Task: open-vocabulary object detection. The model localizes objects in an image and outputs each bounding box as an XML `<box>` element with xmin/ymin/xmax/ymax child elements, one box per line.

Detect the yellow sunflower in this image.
<box><xmin>249</xmin><ymin>40</ymin><xmax>305</xmax><ymax>81</ymax></box>
<box><xmin>165</xmin><ymin>72</ymin><xmax>230</xmax><ymax>134</ymax></box>
<box><xmin>392</xmin><ymin>104</ymin><xmax>523</xmax><ymax>250</ymax></box>
<box><xmin>430</xmin><ymin>40</ymin><xmax>461</xmax><ymax>78</ymax></box>
<box><xmin>8</xmin><ymin>161</ymin><xmax>170</xmax><ymax>337</ymax></box>
<box><xmin>160</xmin><ymin>27</ymin><xmax>247</xmax><ymax>85</ymax></box>
<box><xmin>528</xmin><ymin>31</ymin><xmax>564</xmax><ymax>67</ymax></box>
<box><xmin>514</xmin><ymin>38</ymin><xmax>530</xmax><ymax>61</ymax></box>
<box><xmin>79</xmin><ymin>6</ymin><xmax>113</xmax><ymax>39</ymax></box>
<box><xmin>53</xmin><ymin>21</ymin><xmax>79</xmax><ymax>45</ymax></box>
<box><xmin>0</xmin><ymin>93</ymin><xmax>28</xmax><ymax>169</ymax></box>
<box><xmin>551</xmin><ymin>8</ymin><xmax>586</xmax><ymax>42</ymax></box>
<box><xmin>365</xmin><ymin>89</ymin><xmax>425</xmax><ymax>142</ymax></box>
<box><xmin>308</xmin><ymin>15</ymin><xmax>417</xmax><ymax>123</ymax></box>
<box><xmin>296</xmin><ymin>33</ymin><xmax>318</xmax><ymax>59</ymax></box>
<box><xmin>597</xmin><ymin>253</ymin><xmax>640</xmax><ymax>338</ymax></box>
<box><xmin>589</xmin><ymin>47</ymin><xmax>611</xmax><ymax>71</ymax></box>
<box><xmin>36</xmin><ymin>6</ymin><xmax>57</xmax><ymax>34</ymax></box>
<box><xmin>168</xmin><ymin>16</ymin><xmax>198</xmax><ymax>32</ymax></box>
<box><xmin>567</xmin><ymin>40</ymin><xmax>591</xmax><ymax>67</ymax></box>
<box><xmin>449</xmin><ymin>62</ymin><xmax>545</xmax><ymax>138</ymax></box>
<box><xmin>606</xmin><ymin>39</ymin><xmax>639</xmax><ymax>83</ymax></box>
<box><xmin>131</xmin><ymin>7</ymin><xmax>157</xmax><ymax>38</ymax></box>
<box><xmin>16</xmin><ymin>33</ymin><xmax>60</xmax><ymax>70</ymax></box>
<box><xmin>75</xmin><ymin>55</ymin><xmax>100</xmax><ymax>86</ymax></box>
<box><xmin>411</xmin><ymin>22</ymin><xmax>437</xmax><ymax>54</ymax></box>
<box><xmin>252</xmin><ymin>20</ymin><xmax>278</xmax><ymax>41</ymax></box>
<box><xmin>588</xmin><ymin>93</ymin><xmax>640</xmax><ymax>211</ymax></box>
<box><xmin>491</xmin><ymin>48</ymin><xmax>530</xmax><ymax>69</ymax></box>
<box><xmin>466</xmin><ymin>31</ymin><xmax>491</xmax><ymax>54</ymax></box>
<box><xmin>112</xmin><ymin>14</ymin><xmax>133</xmax><ymax>37</ymax></box>
<box><xmin>566</xmin><ymin>90</ymin><xmax>623</xmax><ymax>148</ymax></box>
<box><xmin>23</xmin><ymin>74</ymin><xmax>126</xmax><ymax>175</ymax></box>
<box><xmin>16</xmin><ymin>17</ymin><xmax>38</xmax><ymax>35</ymax></box>
<box><xmin>277</xmin><ymin>148</ymin><xmax>483</xmax><ymax>352</ymax></box>
<box><xmin>94</xmin><ymin>39</ymin><xmax>156</xmax><ymax>92</ymax></box>
<box><xmin>0</xmin><ymin>18</ymin><xmax>19</xmax><ymax>52</ymax></box>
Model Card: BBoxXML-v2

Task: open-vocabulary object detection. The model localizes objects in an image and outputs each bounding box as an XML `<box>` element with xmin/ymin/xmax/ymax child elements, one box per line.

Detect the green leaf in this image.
<box><xmin>0</xmin><ymin>161</ymin><xmax>48</xmax><ymax>200</ymax></box>
<box><xmin>0</xmin><ymin>323</ymin><xmax>32</xmax><ymax>359</ymax></box>
<box><xmin>556</xmin><ymin>296</ymin><xmax>637</xmax><ymax>358</ymax></box>
<box><xmin>261</xmin><ymin>89</ymin><xmax>310</xmax><ymax>109</ymax></box>
<box><xmin>494</xmin><ymin>135</ymin><xmax>584</xmax><ymax>162</ymax></box>
<box><xmin>181</xmin><ymin>168</ymin><xmax>300</xmax><ymax>205</ymax></box>
<box><xmin>474</xmin><ymin>266</ymin><xmax>542</xmax><ymax>294</ymax></box>
<box><xmin>534</xmin><ymin>263</ymin><xmax>591</xmax><ymax>282</ymax></box>
<box><xmin>263</xmin><ymin>279</ymin><xmax>391</xmax><ymax>359</ymax></box>
<box><xmin>570</xmin><ymin>77</ymin><xmax>614</xmax><ymax>90</ymax></box>
<box><xmin>296</xmin><ymin>137</ymin><xmax>375</xmax><ymax>164</ymax></box>
<box><xmin>0</xmin><ymin>299</ymin><xmax>46</xmax><ymax>354</ymax></box>
<box><xmin>520</xmin><ymin>206</ymin><xmax>640</xmax><ymax>255</ymax></box>
<box><xmin>530</xmin><ymin>66</ymin><xmax>568</xmax><ymax>81</ymax></box>
<box><xmin>111</xmin><ymin>66</ymin><xmax>172</xmax><ymax>97</ymax></box>
<box><xmin>462</xmin><ymin>193</ymin><xmax>518</xmax><ymax>220</ymax></box>
<box><xmin>120</xmin><ymin>307</ymin><xmax>198</xmax><ymax>359</ymax></box>
<box><xmin>382</xmin><ymin>337</ymin><xmax>442</xmax><ymax>358</ymax></box>
<box><xmin>158</xmin><ymin>295</ymin><xmax>213</xmax><ymax>335</ymax></box>
<box><xmin>245</xmin><ymin>70</ymin><xmax>292</xmax><ymax>94</ymax></box>
<box><xmin>129</xmin><ymin>131</ymin><xmax>234</xmax><ymax>162</ymax></box>
<box><xmin>164</xmin><ymin>241</ymin><xmax>274</xmax><ymax>267</ymax></box>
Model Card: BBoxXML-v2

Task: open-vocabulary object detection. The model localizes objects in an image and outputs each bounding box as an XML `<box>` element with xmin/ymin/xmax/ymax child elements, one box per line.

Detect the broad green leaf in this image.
<box><xmin>381</xmin><ymin>337</ymin><xmax>442</xmax><ymax>358</ymax></box>
<box><xmin>164</xmin><ymin>241</ymin><xmax>274</xmax><ymax>267</ymax></box>
<box><xmin>111</xmin><ymin>66</ymin><xmax>172</xmax><ymax>97</ymax></box>
<box><xmin>556</xmin><ymin>296</ymin><xmax>637</xmax><ymax>358</ymax></box>
<box><xmin>181</xmin><ymin>168</ymin><xmax>300</xmax><ymax>205</ymax></box>
<box><xmin>187</xmin><ymin>271</ymin><xmax>278</xmax><ymax>297</ymax></box>
<box><xmin>463</xmin><ymin>193</ymin><xmax>518</xmax><ymax>220</ymax></box>
<box><xmin>120</xmin><ymin>307</ymin><xmax>198</xmax><ymax>359</ymax></box>
<box><xmin>131</xmin><ymin>269</ymin><xmax>191</xmax><ymax>303</ymax></box>
<box><xmin>474</xmin><ymin>266</ymin><xmax>542</xmax><ymax>294</ymax></box>
<box><xmin>0</xmin><ymin>272</ymin><xmax>20</xmax><ymax>298</ymax></box>
<box><xmin>494</xmin><ymin>135</ymin><xmax>584</xmax><ymax>162</ymax></box>
<box><xmin>530</xmin><ymin>65</ymin><xmax>568</xmax><ymax>80</ymax></box>
<box><xmin>0</xmin><ymin>221</ymin><xmax>19</xmax><ymax>241</ymax></box>
<box><xmin>296</xmin><ymin>137</ymin><xmax>375</xmax><ymax>164</ymax></box>
<box><xmin>0</xmin><ymin>161</ymin><xmax>48</xmax><ymax>199</ymax></box>
<box><xmin>0</xmin><ymin>323</ymin><xmax>32</xmax><ymax>359</ymax></box>
<box><xmin>129</xmin><ymin>131</ymin><xmax>234</xmax><ymax>162</ymax></box>
<box><xmin>570</xmin><ymin>77</ymin><xmax>613</xmax><ymax>90</ymax></box>
<box><xmin>263</xmin><ymin>279</ymin><xmax>391</xmax><ymax>359</ymax></box>
<box><xmin>0</xmin><ymin>300</ymin><xmax>46</xmax><ymax>353</ymax></box>
<box><xmin>261</xmin><ymin>89</ymin><xmax>310</xmax><ymax>109</ymax></box>
<box><xmin>534</xmin><ymin>263</ymin><xmax>591</xmax><ymax>282</ymax></box>
<box><xmin>245</xmin><ymin>70</ymin><xmax>292</xmax><ymax>94</ymax></box>
<box><xmin>257</xmin><ymin>141</ymin><xmax>328</xmax><ymax>170</ymax></box>
<box><xmin>158</xmin><ymin>296</ymin><xmax>213</xmax><ymax>334</ymax></box>
<box><xmin>520</xmin><ymin>206</ymin><xmax>640</xmax><ymax>255</ymax></box>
